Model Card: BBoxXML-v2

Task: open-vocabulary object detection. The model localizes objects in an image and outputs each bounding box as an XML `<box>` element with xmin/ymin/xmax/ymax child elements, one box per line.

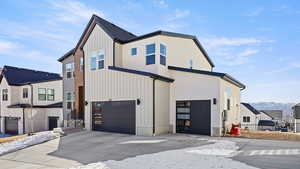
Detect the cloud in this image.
<box><xmin>0</xmin><ymin>40</ymin><xmax>20</xmax><ymax>55</ymax></box>
<box><xmin>238</xmin><ymin>49</ymin><xmax>259</xmax><ymax>57</ymax></box>
<box><xmin>154</xmin><ymin>0</ymin><xmax>168</xmax><ymax>8</ymax></box>
<box><xmin>218</xmin><ymin>49</ymin><xmax>259</xmax><ymax>66</ymax></box>
<box><xmin>168</xmin><ymin>9</ymin><xmax>190</xmax><ymax>21</ymax></box>
<box><xmin>203</xmin><ymin>37</ymin><xmax>275</xmax><ymax>49</ymax></box>
<box><xmin>48</xmin><ymin>0</ymin><xmax>104</xmax><ymax>23</ymax></box>
<box><xmin>265</xmin><ymin>62</ymin><xmax>300</xmax><ymax>74</ymax></box>
<box><xmin>245</xmin><ymin>7</ymin><xmax>264</xmax><ymax>17</ymax></box>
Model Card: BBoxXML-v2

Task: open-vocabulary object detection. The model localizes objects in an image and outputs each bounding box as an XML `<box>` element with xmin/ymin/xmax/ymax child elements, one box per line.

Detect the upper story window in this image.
<box><xmin>23</xmin><ymin>88</ymin><xmax>28</xmax><ymax>99</ymax></box>
<box><xmin>189</xmin><ymin>60</ymin><xmax>193</xmax><ymax>69</ymax></box>
<box><xmin>146</xmin><ymin>44</ymin><xmax>155</xmax><ymax>65</ymax></box>
<box><xmin>90</xmin><ymin>50</ymin><xmax>105</xmax><ymax>70</ymax></box>
<box><xmin>47</xmin><ymin>89</ymin><xmax>55</xmax><ymax>101</ymax></box>
<box><xmin>66</xmin><ymin>62</ymin><xmax>74</xmax><ymax>79</ymax></box>
<box><xmin>38</xmin><ymin>88</ymin><xmax>46</xmax><ymax>101</ymax></box>
<box><xmin>160</xmin><ymin>44</ymin><xmax>166</xmax><ymax>66</ymax></box>
<box><xmin>131</xmin><ymin>48</ymin><xmax>137</xmax><ymax>56</ymax></box>
<box><xmin>66</xmin><ymin>92</ymin><xmax>74</xmax><ymax>110</ymax></box>
<box><xmin>80</xmin><ymin>57</ymin><xmax>84</xmax><ymax>71</ymax></box>
<box><xmin>2</xmin><ymin>89</ymin><xmax>8</xmax><ymax>101</ymax></box>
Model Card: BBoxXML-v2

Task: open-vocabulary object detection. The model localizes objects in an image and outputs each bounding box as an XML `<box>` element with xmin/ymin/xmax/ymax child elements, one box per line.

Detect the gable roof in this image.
<box><xmin>58</xmin><ymin>48</ymin><xmax>75</xmax><ymax>62</ymax></box>
<box><xmin>168</xmin><ymin>66</ymin><xmax>245</xmax><ymax>89</ymax></box>
<box><xmin>259</xmin><ymin>110</ymin><xmax>283</xmax><ymax>120</ymax></box>
<box><xmin>59</xmin><ymin>15</ymin><xmax>214</xmax><ymax>68</ymax></box>
<box><xmin>7</xmin><ymin>102</ymin><xmax>62</xmax><ymax>108</ymax></box>
<box><xmin>0</xmin><ymin>65</ymin><xmax>62</xmax><ymax>86</ymax></box>
<box><xmin>241</xmin><ymin>103</ymin><xmax>260</xmax><ymax>115</ymax></box>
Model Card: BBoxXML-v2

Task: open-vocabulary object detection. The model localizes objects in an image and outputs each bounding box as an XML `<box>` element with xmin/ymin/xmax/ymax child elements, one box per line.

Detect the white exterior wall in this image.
<box><xmin>32</xmin><ymin>80</ymin><xmax>62</xmax><ymax>106</ymax></box>
<box><xmin>121</xmin><ymin>35</ymin><xmax>212</xmax><ymax>78</ymax></box>
<box><xmin>220</xmin><ymin>79</ymin><xmax>241</xmax><ymax>133</ymax></box>
<box><xmin>83</xmin><ymin>25</ymin><xmax>154</xmax><ymax>136</ymax></box>
<box><xmin>240</xmin><ymin>104</ymin><xmax>258</xmax><ymax>130</ymax></box>
<box><xmin>258</xmin><ymin>112</ymin><xmax>273</xmax><ymax>121</ymax></box>
<box><xmin>155</xmin><ymin>80</ymin><xmax>170</xmax><ymax>135</ymax></box>
<box><xmin>169</xmin><ymin>70</ymin><xmax>221</xmax><ymax>136</ymax></box>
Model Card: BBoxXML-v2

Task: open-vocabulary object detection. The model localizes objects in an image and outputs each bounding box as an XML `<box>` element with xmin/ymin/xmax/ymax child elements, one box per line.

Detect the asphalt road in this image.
<box><xmin>1</xmin><ymin>131</ymin><xmax>300</xmax><ymax>169</ymax></box>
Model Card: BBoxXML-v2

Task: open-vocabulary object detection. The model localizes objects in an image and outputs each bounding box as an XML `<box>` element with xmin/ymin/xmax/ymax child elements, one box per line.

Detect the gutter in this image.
<box><xmin>152</xmin><ymin>78</ymin><xmax>157</xmax><ymax>136</ymax></box>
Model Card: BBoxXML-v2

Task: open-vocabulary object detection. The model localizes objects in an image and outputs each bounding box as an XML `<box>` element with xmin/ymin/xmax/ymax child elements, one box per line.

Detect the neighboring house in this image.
<box><xmin>293</xmin><ymin>103</ymin><xmax>300</xmax><ymax>133</ymax></box>
<box><xmin>258</xmin><ymin>111</ymin><xmax>274</xmax><ymax>121</ymax></box>
<box><xmin>0</xmin><ymin>66</ymin><xmax>63</xmax><ymax>135</ymax></box>
<box><xmin>259</xmin><ymin>110</ymin><xmax>282</xmax><ymax>122</ymax></box>
<box><xmin>58</xmin><ymin>15</ymin><xmax>246</xmax><ymax>137</ymax></box>
<box><xmin>240</xmin><ymin>103</ymin><xmax>260</xmax><ymax>130</ymax></box>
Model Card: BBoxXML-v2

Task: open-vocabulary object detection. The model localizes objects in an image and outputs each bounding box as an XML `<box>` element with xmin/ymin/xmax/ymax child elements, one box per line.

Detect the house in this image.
<box><xmin>258</xmin><ymin>110</ymin><xmax>273</xmax><ymax>121</ymax></box>
<box><xmin>0</xmin><ymin>66</ymin><xmax>63</xmax><ymax>135</ymax></box>
<box><xmin>58</xmin><ymin>15</ymin><xmax>245</xmax><ymax>137</ymax></box>
<box><xmin>293</xmin><ymin>103</ymin><xmax>300</xmax><ymax>133</ymax></box>
<box><xmin>259</xmin><ymin>110</ymin><xmax>282</xmax><ymax>122</ymax></box>
<box><xmin>240</xmin><ymin>103</ymin><xmax>260</xmax><ymax>130</ymax></box>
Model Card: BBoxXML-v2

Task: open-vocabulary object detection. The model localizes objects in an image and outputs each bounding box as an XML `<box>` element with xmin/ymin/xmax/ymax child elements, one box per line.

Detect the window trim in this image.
<box><xmin>90</xmin><ymin>50</ymin><xmax>105</xmax><ymax>70</ymax></box>
<box><xmin>2</xmin><ymin>89</ymin><xmax>8</xmax><ymax>101</ymax></box>
<box><xmin>66</xmin><ymin>62</ymin><xmax>74</xmax><ymax>79</ymax></box>
<box><xmin>131</xmin><ymin>48</ymin><xmax>137</xmax><ymax>56</ymax></box>
<box><xmin>22</xmin><ymin>88</ymin><xmax>28</xmax><ymax>99</ymax></box>
<box><xmin>66</xmin><ymin>92</ymin><xmax>73</xmax><ymax>110</ymax></box>
<box><xmin>47</xmin><ymin>89</ymin><xmax>55</xmax><ymax>101</ymax></box>
<box><xmin>146</xmin><ymin>43</ymin><xmax>156</xmax><ymax>65</ymax></box>
<box><xmin>38</xmin><ymin>88</ymin><xmax>47</xmax><ymax>101</ymax></box>
<box><xmin>160</xmin><ymin>44</ymin><xmax>166</xmax><ymax>66</ymax></box>
<box><xmin>243</xmin><ymin>116</ymin><xmax>251</xmax><ymax>123</ymax></box>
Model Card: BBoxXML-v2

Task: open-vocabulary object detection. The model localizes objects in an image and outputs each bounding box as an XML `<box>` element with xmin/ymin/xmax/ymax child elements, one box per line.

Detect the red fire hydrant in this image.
<box><xmin>230</xmin><ymin>123</ymin><xmax>241</xmax><ymax>135</ymax></box>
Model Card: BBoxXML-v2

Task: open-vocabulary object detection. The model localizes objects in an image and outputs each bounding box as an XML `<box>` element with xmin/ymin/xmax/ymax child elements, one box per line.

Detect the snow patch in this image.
<box><xmin>68</xmin><ymin>162</ymin><xmax>109</xmax><ymax>169</ymax></box>
<box><xmin>119</xmin><ymin>139</ymin><xmax>166</xmax><ymax>144</ymax></box>
<box><xmin>0</xmin><ymin>131</ymin><xmax>60</xmax><ymax>156</ymax></box>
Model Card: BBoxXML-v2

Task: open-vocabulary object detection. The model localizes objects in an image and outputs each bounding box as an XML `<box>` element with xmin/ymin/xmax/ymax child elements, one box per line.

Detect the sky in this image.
<box><xmin>0</xmin><ymin>0</ymin><xmax>299</xmax><ymax>103</ymax></box>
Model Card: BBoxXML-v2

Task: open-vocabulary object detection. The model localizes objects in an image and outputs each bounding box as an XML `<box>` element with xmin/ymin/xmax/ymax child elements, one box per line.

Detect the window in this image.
<box><xmin>189</xmin><ymin>60</ymin><xmax>193</xmax><ymax>69</ymax></box>
<box><xmin>90</xmin><ymin>50</ymin><xmax>105</xmax><ymax>70</ymax></box>
<box><xmin>23</xmin><ymin>88</ymin><xmax>28</xmax><ymax>99</ymax></box>
<box><xmin>80</xmin><ymin>57</ymin><xmax>84</xmax><ymax>71</ymax></box>
<box><xmin>38</xmin><ymin>88</ymin><xmax>46</xmax><ymax>101</ymax></box>
<box><xmin>47</xmin><ymin>89</ymin><xmax>55</xmax><ymax>101</ymax></box>
<box><xmin>66</xmin><ymin>62</ymin><xmax>74</xmax><ymax>78</ymax></box>
<box><xmin>243</xmin><ymin>116</ymin><xmax>250</xmax><ymax>123</ymax></box>
<box><xmin>2</xmin><ymin>89</ymin><xmax>8</xmax><ymax>101</ymax></box>
<box><xmin>98</xmin><ymin>51</ymin><xmax>105</xmax><ymax>69</ymax></box>
<box><xmin>146</xmin><ymin>44</ymin><xmax>155</xmax><ymax>65</ymax></box>
<box><xmin>227</xmin><ymin>99</ymin><xmax>231</xmax><ymax>110</ymax></box>
<box><xmin>66</xmin><ymin>92</ymin><xmax>72</xmax><ymax>110</ymax></box>
<box><xmin>131</xmin><ymin>48</ymin><xmax>137</xmax><ymax>56</ymax></box>
<box><xmin>160</xmin><ymin>44</ymin><xmax>166</xmax><ymax>66</ymax></box>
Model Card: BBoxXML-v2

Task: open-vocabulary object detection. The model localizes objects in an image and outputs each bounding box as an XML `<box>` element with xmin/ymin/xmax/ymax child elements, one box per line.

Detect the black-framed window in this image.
<box><xmin>97</xmin><ymin>53</ymin><xmax>105</xmax><ymax>69</ymax></box>
<box><xmin>66</xmin><ymin>92</ymin><xmax>73</xmax><ymax>110</ymax></box>
<box><xmin>2</xmin><ymin>89</ymin><xmax>8</xmax><ymax>101</ymax></box>
<box><xmin>38</xmin><ymin>88</ymin><xmax>46</xmax><ymax>101</ymax></box>
<box><xmin>23</xmin><ymin>88</ymin><xmax>28</xmax><ymax>99</ymax></box>
<box><xmin>146</xmin><ymin>44</ymin><xmax>155</xmax><ymax>65</ymax></box>
<box><xmin>243</xmin><ymin>116</ymin><xmax>250</xmax><ymax>123</ymax></box>
<box><xmin>47</xmin><ymin>89</ymin><xmax>55</xmax><ymax>101</ymax></box>
<box><xmin>176</xmin><ymin>101</ymin><xmax>191</xmax><ymax>133</ymax></box>
<box><xmin>131</xmin><ymin>48</ymin><xmax>137</xmax><ymax>56</ymax></box>
<box><xmin>160</xmin><ymin>44</ymin><xmax>166</xmax><ymax>66</ymax></box>
<box><xmin>66</xmin><ymin>62</ymin><xmax>74</xmax><ymax>79</ymax></box>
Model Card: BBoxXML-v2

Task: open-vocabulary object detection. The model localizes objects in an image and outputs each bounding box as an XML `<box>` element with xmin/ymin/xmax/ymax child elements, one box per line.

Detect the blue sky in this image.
<box><xmin>0</xmin><ymin>0</ymin><xmax>299</xmax><ymax>103</ymax></box>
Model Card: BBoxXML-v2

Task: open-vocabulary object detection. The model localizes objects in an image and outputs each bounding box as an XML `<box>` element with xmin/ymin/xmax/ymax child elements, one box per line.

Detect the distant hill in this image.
<box><xmin>250</xmin><ymin>102</ymin><xmax>296</xmax><ymax>121</ymax></box>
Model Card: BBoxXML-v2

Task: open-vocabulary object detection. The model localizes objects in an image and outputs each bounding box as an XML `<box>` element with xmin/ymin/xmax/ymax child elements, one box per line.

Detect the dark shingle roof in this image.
<box><xmin>1</xmin><ymin>66</ymin><xmax>62</xmax><ymax>86</ymax></box>
<box><xmin>242</xmin><ymin>103</ymin><xmax>260</xmax><ymax>115</ymax></box>
<box><xmin>58</xmin><ymin>48</ymin><xmax>75</xmax><ymax>62</ymax></box>
<box><xmin>7</xmin><ymin>102</ymin><xmax>62</xmax><ymax>108</ymax></box>
<box><xmin>168</xmin><ymin>66</ymin><xmax>245</xmax><ymax>89</ymax></box>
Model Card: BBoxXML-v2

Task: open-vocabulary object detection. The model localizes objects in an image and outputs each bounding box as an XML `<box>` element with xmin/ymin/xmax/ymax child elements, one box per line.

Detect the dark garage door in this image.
<box><xmin>92</xmin><ymin>100</ymin><xmax>136</xmax><ymax>134</ymax></box>
<box><xmin>176</xmin><ymin>100</ymin><xmax>211</xmax><ymax>135</ymax></box>
<box><xmin>5</xmin><ymin>117</ymin><xmax>18</xmax><ymax>135</ymax></box>
<box><xmin>48</xmin><ymin>117</ymin><xmax>58</xmax><ymax>131</ymax></box>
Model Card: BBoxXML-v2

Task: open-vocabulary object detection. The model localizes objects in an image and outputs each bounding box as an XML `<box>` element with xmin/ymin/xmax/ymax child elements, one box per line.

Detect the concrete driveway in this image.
<box><xmin>1</xmin><ymin>131</ymin><xmax>300</xmax><ymax>169</ymax></box>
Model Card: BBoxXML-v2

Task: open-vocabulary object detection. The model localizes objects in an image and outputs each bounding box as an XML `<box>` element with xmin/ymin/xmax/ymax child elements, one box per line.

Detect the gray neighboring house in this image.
<box><xmin>293</xmin><ymin>103</ymin><xmax>300</xmax><ymax>132</ymax></box>
<box><xmin>259</xmin><ymin>110</ymin><xmax>283</xmax><ymax>122</ymax></box>
<box><xmin>60</xmin><ymin>50</ymin><xmax>75</xmax><ymax>127</ymax></box>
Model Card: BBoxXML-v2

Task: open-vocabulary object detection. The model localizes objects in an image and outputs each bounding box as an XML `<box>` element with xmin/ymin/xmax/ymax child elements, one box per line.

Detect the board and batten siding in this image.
<box><xmin>83</xmin><ymin>24</ymin><xmax>154</xmax><ymax>136</ymax></box>
<box><xmin>155</xmin><ymin>80</ymin><xmax>170</xmax><ymax>135</ymax></box>
<box><xmin>169</xmin><ymin>70</ymin><xmax>221</xmax><ymax>136</ymax></box>
<box><xmin>240</xmin><ymin>104</ymin><xmax>258</xmax><ymax>130</ymax></box>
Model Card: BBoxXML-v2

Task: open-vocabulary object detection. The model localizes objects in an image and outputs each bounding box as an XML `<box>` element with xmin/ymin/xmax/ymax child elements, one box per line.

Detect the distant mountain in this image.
<box><xmin>249</xmin><ymin>102</ymin><xmax>296</xmax><ymax>121</ymax></box>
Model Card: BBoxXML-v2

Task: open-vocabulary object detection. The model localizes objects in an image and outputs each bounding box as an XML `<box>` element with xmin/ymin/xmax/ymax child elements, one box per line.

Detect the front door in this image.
<box><xmin>48</xmin><ymin>117</ymin><xmax>58</xmax><ymax>131</ymax></box>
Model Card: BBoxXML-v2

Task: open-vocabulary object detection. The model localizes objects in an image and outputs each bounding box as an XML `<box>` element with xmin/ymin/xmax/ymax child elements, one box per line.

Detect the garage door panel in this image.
<box><xmin>92</xmin><ymin>101</ymin><xmax>136</xmax><ymax>134</ymax></box>
<box><xmin>5</xmin><ymin>117</ymin><xmax>18</xmax><ymax>135</ymax></box>
<box><xmin>190</xmin><ymin>100</ymin><xmax>211</xmax><ymax>135</ymax></box>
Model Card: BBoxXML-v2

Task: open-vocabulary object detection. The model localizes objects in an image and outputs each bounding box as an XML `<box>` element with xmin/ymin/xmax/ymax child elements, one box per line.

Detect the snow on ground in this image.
<box><xmin>119</xmin><ymin>139</ymin><xmax>166</xmax><ymax>144</ymax></box>
<box><xmin>68</xmin><ymin>139</ymin><xmax>259</xmax><ymax>169</ymax></box>
<box><xmin>0</xmin><ymin>131</ymin><xmax>60</xmax><ymax>156</ymax></box>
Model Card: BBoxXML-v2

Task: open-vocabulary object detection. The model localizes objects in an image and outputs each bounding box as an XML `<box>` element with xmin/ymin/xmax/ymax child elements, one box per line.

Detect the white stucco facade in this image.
<box><xmin>240</xmin><ymin>104</ymin><xmax>259</xmax><ymax>130</ymax></box>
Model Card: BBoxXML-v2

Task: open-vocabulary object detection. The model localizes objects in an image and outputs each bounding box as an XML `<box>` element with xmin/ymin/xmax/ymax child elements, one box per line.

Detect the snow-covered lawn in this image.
<box><xmin>0</xmin><ymin>131</ymin><xmax>60</xmax><ymax>156</ymax></box>
<box><xmin>68</xmin><ymin>139</ymin><xmax>258</xmax><ymax>169</ymax></box>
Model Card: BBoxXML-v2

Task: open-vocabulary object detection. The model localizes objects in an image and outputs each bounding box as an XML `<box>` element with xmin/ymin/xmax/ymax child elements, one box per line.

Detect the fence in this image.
<box><xmin>241</xmin><ymin>122</ymin><xmax>300</xmax><ymax>133</ymax></box>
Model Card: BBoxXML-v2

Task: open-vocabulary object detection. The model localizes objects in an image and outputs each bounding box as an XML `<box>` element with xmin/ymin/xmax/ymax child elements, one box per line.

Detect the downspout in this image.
<box><xmin>22</xmin><ymin>108</ymin><xmax>25</xmax><ymax>134</ymax></box>
<box><xmin>152</xmin><ymin>78</ymin><xmax>157</xmax><ymax>136</ymax></box>
<box><xmin>113</xmin><ymin>41</ymin><xmax>116</xmax><ymax>67</ymax></box>
<box><xmin>29</xmin><ymin>83</ymin><xmax>34</xmax><ymax>134</ymax></box>
<box><xmin>82</xmin><ymin>49</ymin><xmax>85</xmax><ymax>127</ymax></box>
